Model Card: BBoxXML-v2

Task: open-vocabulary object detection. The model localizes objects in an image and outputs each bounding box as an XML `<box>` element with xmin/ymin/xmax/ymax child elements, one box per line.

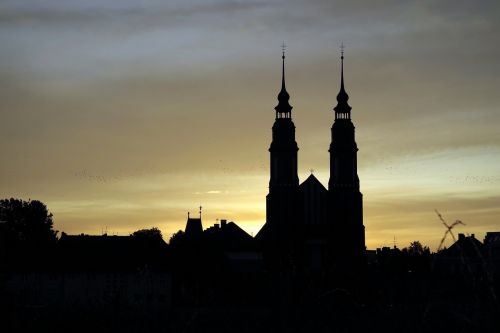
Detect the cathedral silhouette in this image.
<box><xmin>256</xmin><ymin>47</ymin><xmax>365</xmax><ymax>275</ymax></box>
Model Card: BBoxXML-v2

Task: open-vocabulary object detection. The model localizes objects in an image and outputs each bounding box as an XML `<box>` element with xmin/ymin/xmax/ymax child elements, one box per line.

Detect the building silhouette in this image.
<box><xmin>184</xmin><ymin>211</ymin><xmax>203</xmax><ymax>238</ymax></box>
<box><xmin>257</xmin><ymin>49</ymin><xmax>365</xmax><ymax>274</ymax></box>
<box><xmin>3</xmin><ymin>50</ymin><xmax>500</xmax><ymax>332</ymax></box>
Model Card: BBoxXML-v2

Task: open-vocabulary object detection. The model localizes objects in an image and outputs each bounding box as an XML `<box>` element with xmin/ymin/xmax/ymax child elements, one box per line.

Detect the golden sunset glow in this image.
<box><xmin>1</xmin><ymin>1</ymin><xmax>499</xmax><ymax>250</ymax></box>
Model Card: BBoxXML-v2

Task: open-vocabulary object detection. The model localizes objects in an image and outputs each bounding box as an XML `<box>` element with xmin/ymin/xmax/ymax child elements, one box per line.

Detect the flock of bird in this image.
<box><xmin>73</xmin><ymin>170</ymin><xmax>117</xmax><ymax>183</ymax></box>
<box><xmin>73</xmin><ymin>167</ymin><xmax>156</xmax><ymax>183</ymax></box>
<box><xmin>73</xmin><ymin>163</ymin><xmax>499</xmax><ymax>186</ymax></box>
<box><xmin>380</xmin><ymin>164</ymin><xmax>499</xmax><ymax>185</ymax></box>
<box><xmin>447</xmin><ymin>175</ymin><xmax>500</xmax><ymax>185</ymax></box>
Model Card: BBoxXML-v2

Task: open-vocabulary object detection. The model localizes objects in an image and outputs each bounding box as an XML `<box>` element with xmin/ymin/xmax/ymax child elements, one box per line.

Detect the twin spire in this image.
<box><xmin>275</xmin><ymin>44</ymin><xmax>293</xmax><ymax>117</ymax></box>
<box><xmin>274</xmin><ymin>43</ymin><xmax>351</xmax><ymax>119</ymax></box>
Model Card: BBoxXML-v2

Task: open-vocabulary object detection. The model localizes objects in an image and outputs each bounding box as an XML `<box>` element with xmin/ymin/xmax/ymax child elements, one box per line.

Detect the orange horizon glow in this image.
<box><xmin>1</xmin><ymin>1</ymin><xmax>499</xmax><ymax>252</ymax></box>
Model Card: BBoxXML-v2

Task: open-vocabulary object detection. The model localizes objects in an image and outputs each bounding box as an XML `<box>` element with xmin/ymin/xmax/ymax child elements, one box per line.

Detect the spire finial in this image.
<box><xmin>340</xmin><ymin>42</ymin><xmax>345</xmax><ymax>91</ymax></box>
<box><xmin>275</xmin><ymin>42</ymin><xmax>293</xmax><ymax>117</ymax></box>
<box><xmin>199</xmin><ymin>205</ymin><xmax>202</xmax><ymax>218</ymax></box>
<box><xmin>333</xmin><ymin>42</ymin><xmax>352</xmax><ymax>117</ymax></box>
<box><xmin>281</xmin><ymin>41</ymin><xmax>286</xmax><ymax>89</ymax></box>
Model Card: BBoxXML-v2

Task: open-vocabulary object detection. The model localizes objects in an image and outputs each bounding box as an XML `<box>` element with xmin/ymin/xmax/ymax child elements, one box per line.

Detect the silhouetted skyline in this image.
<box><xmin>1</xmin><ymin>1</ymin><xmax>500</xmax><ymax>250</ymax></box>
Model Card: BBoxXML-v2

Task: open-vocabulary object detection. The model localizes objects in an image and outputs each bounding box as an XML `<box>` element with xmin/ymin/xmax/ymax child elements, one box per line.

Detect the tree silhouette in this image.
<box><xmin>0</xmin><ymin>198</ymin><xmax>57</xmax><ymax>269</ymax></box>
<box><xmin>0</xmin><ymin>198</ymin><xmax>58</xmax><ymax>248</ymax></box>
<box><xmin>168</xmin><ymin>230</ymin><xmax>185</xmax><ymax>246</ymax></box>
<box><xmin>405</xmin><ymin>240</ymin><xmax>430</xmax><ymax>255</ymax></box>
<box><xmin>131</xmin><ymin>227</ymin><xmax>163</xmax><ymax>240</ymax></box>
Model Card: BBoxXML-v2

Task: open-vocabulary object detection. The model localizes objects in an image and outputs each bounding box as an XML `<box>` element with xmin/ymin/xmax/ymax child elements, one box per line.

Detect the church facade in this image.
<box><xmin>256</xmin><ymin>49</ymin><xmax>365</xmax><ymax>274</ymax></box>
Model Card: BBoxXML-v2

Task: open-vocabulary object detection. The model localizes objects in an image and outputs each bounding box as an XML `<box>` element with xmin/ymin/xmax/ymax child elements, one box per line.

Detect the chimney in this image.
<box><xmin>471</xmin><ymin>234</ymin><xmax>475</xmax><ymax>239</ymax></box>
<box><xmin>458</xmin><ymin>233</ymin><xmax>465</xmax><ymax>240</ymax></box>
<box><xmin>221</xmin><ymin>219</ymin><xmax>227</xmax><ymax>228</ymax></box>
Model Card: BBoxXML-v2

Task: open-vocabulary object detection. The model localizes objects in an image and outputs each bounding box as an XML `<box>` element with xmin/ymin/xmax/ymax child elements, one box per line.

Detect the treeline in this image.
<box><xmin>0</xmin><ymin>198</ymin><xmax>165</xmax><ymax>269</ymax></box>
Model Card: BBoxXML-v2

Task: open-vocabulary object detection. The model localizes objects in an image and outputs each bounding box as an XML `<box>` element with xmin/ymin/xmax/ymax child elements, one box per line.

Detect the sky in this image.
<box><xmin>1</xmin><ymin>0</ymin><xmax>499</xmax><ymax>250</ymax></box>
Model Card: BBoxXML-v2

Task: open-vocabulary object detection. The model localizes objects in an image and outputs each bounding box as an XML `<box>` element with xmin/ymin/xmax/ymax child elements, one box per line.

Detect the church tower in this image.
<box><xmin>261</xmin><ymin>48</ymin><xmax>299</xmax><ymax>250</ymax></box>
<box><xmin>269</xmin><ymin>48</ymin><xmax>299</xmax><ymax>191</ymax></box>
<box><xmin>328</xmin><ymin>47</ymin><xmax>365</xmax><ymax>269</ymax></box>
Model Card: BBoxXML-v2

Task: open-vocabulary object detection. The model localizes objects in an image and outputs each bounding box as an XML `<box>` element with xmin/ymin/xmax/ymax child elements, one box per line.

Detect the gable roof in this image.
<box><xmin>300</xmin><ymin>174</ymin><xmax>327</xmax><ymax>192</ymax></box>
<box><xmin>205</xmin><ymin>221</ymin><xmax>256</xmax><ymax>251</ymax></box>
<box><xmin>442</xmin><ymin>234</ymin><xmax>483</xmax><ymax>258</ymax></box>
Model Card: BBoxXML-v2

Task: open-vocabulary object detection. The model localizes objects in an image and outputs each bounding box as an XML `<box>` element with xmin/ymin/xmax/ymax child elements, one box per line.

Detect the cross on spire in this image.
<box><xmin>340</xmin><ymin>42</ymin><xmax>345</xmax><ymax>59</ymax></box>
<box><xmin>281</xmin><ymin>41</ymin><xmax>287</xmax><ymax>58</ymax></box>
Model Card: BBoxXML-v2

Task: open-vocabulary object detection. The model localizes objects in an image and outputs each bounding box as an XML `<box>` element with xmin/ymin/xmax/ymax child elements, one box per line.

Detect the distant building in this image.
<box><xmin>484</xmin><ymin>232</ymin><xmax>500</xmax><ymax>275</ymax></box>
<box><xmin>443</xmin><ymin>233</ymin><xmax>483</xmax><ymax>257</ymax></box>
<box><xmin>437</xmin><ymin>233</ymin><xmax>484</xmax><ymax>276</ymax></box>
<box><xmin>180</xmin><ymin>215</ymin><xmax>262</xmax><ymax>272</ymax></box>
<box><xmin>484</xmin><ymin>231</ymin><xmax>500</xmax><ymax>246</ymax></box>
<box><xmin>184</xmin><ymin>212</ymin><xmax>203</xmax><ymax>238</ymax></box>
<box><xmin>4</xmin><ymin>233</ymin><xmax>171</xmax><ymax>313</ymax></box>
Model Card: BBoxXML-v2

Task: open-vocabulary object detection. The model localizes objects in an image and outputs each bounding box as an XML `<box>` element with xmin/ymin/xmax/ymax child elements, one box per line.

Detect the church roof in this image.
<box><xmin>300</xmin><ymin>174</ymin><xmax>327</xmax><ymax>192</ymax></box>
<box><xmin>254</xmin><ymin>222</ymin><xmax>269</xmax><ymax>241</ymax></box>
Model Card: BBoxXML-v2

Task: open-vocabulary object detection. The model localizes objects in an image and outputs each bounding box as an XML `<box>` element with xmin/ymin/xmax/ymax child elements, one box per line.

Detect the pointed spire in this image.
<box><xmin>275</xmin><ymin>42</ymin><xmax>292</xmax><ymax>117</ymax></box>
<box><xmin>334</xmin><ymin>43</ymin><xmax>352</xmax><ymax>117</ymax></box>
<box><xmin>340</xmin><ymin>43</ymin><xmax>346</xmax><ymax>93</ymax></box>
<box><xmin>281</xmin><ymin>43</ymin><xmax>286</xmax><ymax>91</ymax></box>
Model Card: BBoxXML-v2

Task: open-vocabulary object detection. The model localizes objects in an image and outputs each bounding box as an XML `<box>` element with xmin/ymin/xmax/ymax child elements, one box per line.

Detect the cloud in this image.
<box><xmin>1</xmin><ymin>0</ymin><xmax>500</xmax><ymax>246</ymax></box>
<box><xmin>0</xmin><ymin>1</ymin><xmax>268</xmax><ymax>24</ymax></box>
